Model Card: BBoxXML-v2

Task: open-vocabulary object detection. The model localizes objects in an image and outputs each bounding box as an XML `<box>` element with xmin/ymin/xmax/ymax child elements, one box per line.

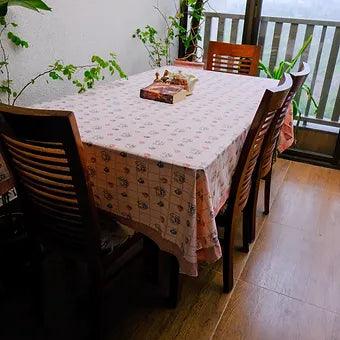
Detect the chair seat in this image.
<box><xmin>98</xmin><ymin>211</ymin><xmax>142</xmax><ymax>279</ymax></box>
<box><xmin>98</xmin><ymin>213</ymin><xmax>135</xmax><ymax>256</ymax></box>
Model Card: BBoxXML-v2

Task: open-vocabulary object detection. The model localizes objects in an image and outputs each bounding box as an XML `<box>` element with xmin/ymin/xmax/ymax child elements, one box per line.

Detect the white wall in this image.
<box><xmin>5</xmin><ymin>0</ymin><xmax>177</xmax><ymax>105</ymax></box>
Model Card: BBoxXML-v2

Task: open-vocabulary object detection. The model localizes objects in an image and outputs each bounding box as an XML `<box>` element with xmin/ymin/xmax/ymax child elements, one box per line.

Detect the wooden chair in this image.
<box><xmin>244</xmin><ymin>63</ymin><xmax>310</xmax><ymax>246</ymax></box>
<box><xmin>0</xmin><ymin>104</ymin><xmax>141</xmax><ymax>338</ymax></box>
<box><xmin>206</xmin><ymin>41</ymin><xmax>261</xmax><ymax>76</ymax></box>
<box><xmin>0</xmin><ymin>152</ymin><xmax>15</xmax><ymax>205</ymax></box>
<box><xmin>217</xmin><ymin>74</ymin><xmax>292</xmax><ymax>293</ymax></box>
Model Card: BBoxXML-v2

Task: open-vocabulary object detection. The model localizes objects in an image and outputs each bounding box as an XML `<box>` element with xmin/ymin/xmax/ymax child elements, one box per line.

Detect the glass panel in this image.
<box><xmin>261</xmin><ymin>0</ymin><xmax>340</xmax><ymax>20</ymax></box>
<box><xmin>207</xmin><ymin>0</ymin><xmax>340</xmax><ymax>20</ymax></box>
<box><xmin>206</xmin><ymin>1</ymin><xmax>246</xmax><ymax>14</ymax></box>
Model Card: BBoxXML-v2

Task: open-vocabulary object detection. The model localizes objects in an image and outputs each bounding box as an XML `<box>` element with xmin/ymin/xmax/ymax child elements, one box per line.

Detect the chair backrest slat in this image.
<box><xmin>259</xmin><ymin>63</ymin><xmax>310</xmax><ymax>177</ymax></box>
<box><xmin>229</xmin><ymin>74</ymin><xmax>293</xmax><ymax>214</ymax></box>
<box><xmin>206</xmin><ymin>42</ymin><xmax>261</xmax><ymax>76</ymax></box>
<box><xmin>0</xmin><ymin>104</ymin><xmax>100</xmax><ymax>256</ymax></box>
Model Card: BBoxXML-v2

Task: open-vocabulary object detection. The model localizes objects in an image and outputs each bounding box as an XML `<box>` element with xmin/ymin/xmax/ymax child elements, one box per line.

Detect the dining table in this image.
<box><xmin>33</xmin><ymin>66</ymin><xmax>276</xmax><ymax>277</ymax></box>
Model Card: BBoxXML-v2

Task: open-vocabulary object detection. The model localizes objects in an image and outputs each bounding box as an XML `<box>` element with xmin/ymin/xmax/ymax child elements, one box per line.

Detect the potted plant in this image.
<box><xmin>173</xmin><ymin>0</ymin><xmax>207</xmax><ymax>69</ymax></box>
<box><xmin>259</xmin><ymin>35</ymin><xmax>317</xmax><ymax>123</ymax></box>
<box><xmin>133</xmin><ymin>1</ymin><xmax>210</xmax><ymax>69</ymax></box>
<box><xmin>133</xmin><ymin>3</ymin><xmax>184</xmax><ymax>69</ymax></box>
<box><xmin>259</xmin><ymin>35</ymin><xmax>318</xmax><ymax>150</ymax></box>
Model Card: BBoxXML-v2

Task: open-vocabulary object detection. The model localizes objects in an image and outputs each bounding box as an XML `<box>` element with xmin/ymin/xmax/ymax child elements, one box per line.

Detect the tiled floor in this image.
<box><xmin>1</xmin><ymin>159</ymin><xmax>340</xmax><ymax>340</ymax></box>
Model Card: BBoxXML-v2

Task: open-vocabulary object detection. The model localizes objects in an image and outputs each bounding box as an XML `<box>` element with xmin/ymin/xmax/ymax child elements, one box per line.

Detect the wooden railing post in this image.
<box><xmin>178</xmin><ymin>0</ymin><xmax>188</xmax><ymax>58</ymax></box>
<box><xmin>242</xmin><ymin>0</ymin><xmax>263</xmax><ymax>45</ymax></box>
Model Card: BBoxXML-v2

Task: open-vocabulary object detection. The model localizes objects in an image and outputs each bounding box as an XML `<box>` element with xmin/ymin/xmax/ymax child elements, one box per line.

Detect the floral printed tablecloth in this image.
<box><xmin>35</xmin><ymin>67</ymin><xmax>276</xmax><ymax>276</ymax></box>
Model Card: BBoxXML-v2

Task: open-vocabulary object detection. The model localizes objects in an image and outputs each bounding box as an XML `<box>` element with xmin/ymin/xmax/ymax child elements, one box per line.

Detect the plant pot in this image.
<box><xmin>173</xmin><ymin>58</ymin><xmax>205</xmax><ymax>69</ymax></box>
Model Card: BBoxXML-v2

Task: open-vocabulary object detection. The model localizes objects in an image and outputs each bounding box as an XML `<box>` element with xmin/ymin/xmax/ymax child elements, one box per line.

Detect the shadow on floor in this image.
<box><xmin>0</xmin><ymin>251</ymin><xmax>175</xmax><ymax>340</ymax></box>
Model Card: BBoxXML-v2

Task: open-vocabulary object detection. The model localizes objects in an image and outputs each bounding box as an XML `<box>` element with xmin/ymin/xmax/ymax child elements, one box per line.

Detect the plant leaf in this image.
<box><xmin>0</xmin><ymin>0</ymin><xmax>51</xmax><ymax>14</ymax></box>
<box><xmin>7</xmin><ymin>31</ymin><xmax>29</xmax><ymax>47</ymax></box>
<box><xmin>9</xmin><ymin>0</ymin><xmax>50</xmax><ymax>11</ymax></box>
<box><xmin>0</xmin><ymin>3</ymin><xmax>8</xmax><ymax>15</ymax></box>
<box><xmin>287</xmin><ymin>34</ymin><xmax>312</xmax><ymax>73</ymax></box>
<box><xmin>259</xmin><ymin>61</ymin><xmax>273</xmax><ymax>78</ymax></box>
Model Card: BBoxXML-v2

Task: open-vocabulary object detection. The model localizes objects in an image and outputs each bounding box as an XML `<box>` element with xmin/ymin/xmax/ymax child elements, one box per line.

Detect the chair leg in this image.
<box><xmin>264</xmin><ymin>170</ymin><xmax>272</xmax><ymax>215</ymax></box>
<box><xmin>167</xmin><ymin>255</ymin><xmax>181</xmax><ymax>308</ymax></box>
<box><xmin>91</xmin><ymin>285</ymin><xmax>103</xmax><ymax>340</ymax></box>
<box><xmin>222</xmin><ymin>213</ymin><xmax>237</xmax><ymax>293</ymax></box>
<box><xmin>32</xmin><ymin>243</ymin><xmax>45</xmax><ymax>325</ymax></box>
<box><xmin>241</xmin><ymin>210</ymin><xmax>250</xmax><ymax>254</ymax></box>
<box><xmin>243</xmin><ymin>178</ymin><xmax>260</xmax><ymax>250</ymax></box>
<box><xmin>222</xmin><ymin>241</ymin><xmax>233</xmax><ymax>293</ymax></box>
<box><xmin>143</xmin><ymin>237</ymin><xmax>159</xmax><ymax>284</ymax></box>
<box><xmin>89</xmin><ymin>260</ymin><xmax>104</xmax><ymax>340</ymax></box>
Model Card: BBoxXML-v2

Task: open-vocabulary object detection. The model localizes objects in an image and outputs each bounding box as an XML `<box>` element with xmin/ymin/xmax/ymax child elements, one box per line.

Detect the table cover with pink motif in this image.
<box><xmin>34</xmin><ymin>67</ymin><xmax>276</xmax><ymax>276</ymax></box>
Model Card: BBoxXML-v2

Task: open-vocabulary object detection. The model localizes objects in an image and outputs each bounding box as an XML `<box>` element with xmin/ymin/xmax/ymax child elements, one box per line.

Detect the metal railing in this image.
<box><xmin>202</xmin><ymin>12</ymin><xmax>340</xmax><ymax>127</ymax></box>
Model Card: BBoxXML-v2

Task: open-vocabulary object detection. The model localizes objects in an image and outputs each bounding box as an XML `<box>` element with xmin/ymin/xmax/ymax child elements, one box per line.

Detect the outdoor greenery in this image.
<box><xmin>0</xmin><ymin>0</ymin><xmax>126</xmax><ymax>105</ymax></box>
<box><xmin>259</xmin><ymin>35</ymin><xmax>318</xmax><ymax>124</ymax></box>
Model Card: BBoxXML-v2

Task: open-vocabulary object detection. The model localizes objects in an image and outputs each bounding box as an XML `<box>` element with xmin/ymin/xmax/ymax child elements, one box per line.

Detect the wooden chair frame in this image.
<box><xmin>206</xmin><ymin>41</ymin><xmax>261</xmax><ymax>76</ymax></box>
<box><xmin>218</xmin><ymin>74</ymin><xmax>292</xmax><ymax>292</ymax></box>
<box><xmin>0</xmin><ymin>104</ymin><xmax>140</xmax><ymax>338</ymax></box>
<box><xmin>244</xmin><ymin>63</ymin><xmax>310</xmax><ymax>246</ymax></box>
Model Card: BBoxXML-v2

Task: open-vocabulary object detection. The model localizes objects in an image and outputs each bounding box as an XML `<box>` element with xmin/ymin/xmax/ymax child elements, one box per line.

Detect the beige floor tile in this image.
<box><xmin>241</xmin><ymin>220</ymin><xmax>340</xmax><ymax>313</ymax></box>
<box><xmin>284</xmin><ymin>161</ymin><xmax>340</xmax><ymax>193</ymax></box>
<box><xmin>213</xmin><ymin>280</ymin><xmax>340</xmax><ymax>340</ymax></box>
<box><xmin>268</xmin><ymin>180</ymin><xmax>323</xmax><ymax>233</ymax></box>
<box><xmin>317</xmin><ymin>191</ymin><xmax>340</xmax><ymax>238</ymax></box>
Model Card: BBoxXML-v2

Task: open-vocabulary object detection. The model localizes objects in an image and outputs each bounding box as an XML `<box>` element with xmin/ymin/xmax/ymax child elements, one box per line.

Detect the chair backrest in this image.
<box><xmin>206</xmin><ymin>41</ymin><xmax>261</xmax><ymax>76</ymax></box>
<box><xmin>259</xmin><ymin>62</ymin><xmax>310</xmax><ymax>177</ymax></box>
<box><xmin>0</xmin><ymin>104</ymin><xmax>100</xmax><ymax>256</ymax></box>
<box><xmin>229</xmin><ymin>74</ymin><xmax>292</xmax><ymax>214</ymax></box>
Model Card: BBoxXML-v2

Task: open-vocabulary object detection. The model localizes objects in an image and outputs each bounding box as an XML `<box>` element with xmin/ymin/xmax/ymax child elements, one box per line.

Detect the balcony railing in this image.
<box><xmin>202</xmin><ymin>12</ymin><xmax>340</xmax><ymax>127</ymax></box>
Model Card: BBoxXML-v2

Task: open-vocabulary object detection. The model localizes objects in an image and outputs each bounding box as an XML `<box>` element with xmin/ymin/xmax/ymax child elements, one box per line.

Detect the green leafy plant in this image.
<box><xmin>178</xmin><ymin>0</ymin><xmax>208</xmax><ymax>61</ymax></box>
<box><xmin>259</xmin><ymin>35</ymin><xmax>318</xmax><ymax>125</ymax></box>
<box><xmin>0</xmin><ymin>0</ymin><xmax>51</xmax><ymax>16</ymax></box>
<box><xmin>133</xmin><ymin>9</ymin><xmax>179</xmax><ymax>68</ymax></box>
<box><xmin>0</xmin><ymin>2</ymin><xmax>126</xmax><ymax>105</ymax></box>
<box><xmin>133</xmin><ymin>1</ymin><xmax>212</xmax><ymax>67</ymax></box>
<box><xmin>12</xmin><ymin>53</ymin><xmax>127</xmax><ymax>105</ymax></box>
